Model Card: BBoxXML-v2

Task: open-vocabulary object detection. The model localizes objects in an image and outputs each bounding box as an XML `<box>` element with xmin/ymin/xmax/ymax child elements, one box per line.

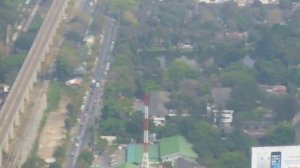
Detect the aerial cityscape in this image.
<box><xmin>0</xmin><ymin>0</ymin><xmax>299</xmax><ymax>167</ymax></box>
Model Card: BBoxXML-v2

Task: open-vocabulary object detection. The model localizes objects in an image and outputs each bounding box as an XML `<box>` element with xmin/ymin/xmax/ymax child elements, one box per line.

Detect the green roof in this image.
<box><xmin>159</xmin><ymin>135</ymin><xmax>198</xmax><ymax>158</ymax></box>
<box><xmin>113</xmin><ymin>163</ymin><xmax>139</xmax><ymax>168</ymax></box>
<box><xmin>127</xmin><ymin>143</ymin><xmax>160</xmax><ymax>163</ymax></box>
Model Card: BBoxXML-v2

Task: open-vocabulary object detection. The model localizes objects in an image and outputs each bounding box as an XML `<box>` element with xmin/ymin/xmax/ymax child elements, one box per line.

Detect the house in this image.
<box><xmin>243</xmin><ymin>129</ymin><xmax>267</xmax><ymax>139</ymax></box>
<box><xmin>259</xmin><ymin>85</ymin><xmax>287</xmax><ymax>94</ymax></box>
<box><xmin>207</xmin><ymin>105</ymin><xmax>234</xmax><ymax>128</ymax></box>
<box><xmin>149</xmin><ymin>91</ymin><xmax>173</xmax><ymax>126</ymax></box>
<box><xmin>133</xmin><ymin>91</ymin><xmax>174</xmax><ymax>126</ymax></box>
<box><xmin>159</xmin><ymin>136</ymin><xmax>198</xmax><ymax>163</ymax></box>
<box><xmin>235</xmin><ymin>0</ymin><xmax>254</xmax><ymax>6</ymax></box>
<box><xmin>220</xmin><ymin>110</ymin><xmax>234</xmax><ymax>127</ymax></box>
<box><xmin>260</xmin><ymin>0</ymin><xmax>279</xmax><ymax>4</ymax></box>
<box><xmin>126</xmin><ymin>144</ymin><xmax>160</xmax><ymax>165</ymax></box>
<box><xmin>208</xmin><ymin>87</ymin><xmax>234</xmax><ymax>128</ymax></box>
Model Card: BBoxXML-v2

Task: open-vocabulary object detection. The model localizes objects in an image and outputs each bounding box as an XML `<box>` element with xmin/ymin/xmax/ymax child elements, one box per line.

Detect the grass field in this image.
<box><xmin>46</xmin><ymin>81</ymin><xmax>62</xmax><ymax>112</ymax></box>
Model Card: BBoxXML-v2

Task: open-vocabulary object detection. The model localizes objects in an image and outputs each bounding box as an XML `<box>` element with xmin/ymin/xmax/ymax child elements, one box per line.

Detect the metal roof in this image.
<box><xmin>159</xmin><ymin>135</ymin><xmax>198</xmax><ymax>158</ymax></box>
<box><xmin>126</xmin><ymin>143</ymin><xmax>160</xmax><ymax>163</ymax></box>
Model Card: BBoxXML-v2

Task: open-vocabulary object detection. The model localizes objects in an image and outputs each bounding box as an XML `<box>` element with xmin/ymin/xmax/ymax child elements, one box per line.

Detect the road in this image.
<box><xmin>0</xmin><ymin>0</ymin><xmax>67</xmax><ymax>156</ymax></box>
<box><xmin>64</xmin><ymin>15</ymin><xmax>118</xmax><ymax>168</ymax></box>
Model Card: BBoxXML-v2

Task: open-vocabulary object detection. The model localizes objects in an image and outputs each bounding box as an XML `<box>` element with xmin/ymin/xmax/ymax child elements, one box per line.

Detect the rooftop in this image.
<box><xmin>149</xmin><ymin>91</ymin><xmax>171</xmax><ymax>117</ymax></box>
<box><xmin>211</xmin><ymin>87</ymin><xmax>232</xmax><ymax>107</ymax></box>
<box><xmin>127</xmin><ymin>143</ymin><xmax>160</xmax><ymax>164</ymax></box>
<box><xmin>159</xmin><ymin>135</ymin><xmax>197</xmax><ymax>158</ymax></box>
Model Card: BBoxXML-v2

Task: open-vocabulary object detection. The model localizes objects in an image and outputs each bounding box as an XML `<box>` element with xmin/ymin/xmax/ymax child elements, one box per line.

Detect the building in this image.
<box><xmin>159</xmin><ymin>136</ymin><xmax>198</xmax><ymax>163</ymax></box>
<box><xmin>133</xmin><ymin>91</ymin><xmax>176</xmax><ymax>126</ymax></box>
<box><xmin>149</xmin><ymin>91</ymin><xmax>173</xmax><ymax>126</ymax></box>
<box><xmin>259</xmin><ymin>85</ymin><xmax>287</xmax><ymax>94</ymax></box>
<box><xmin>235</xmin><ymin>0</ymin><xmax>254</xmax><ymax>6</ymax></box>
<box><xmin>127</xmin><ymin>144</ymin><xmax>160</xmax><ymax>165</ymax></box>
<box><xmin>251</xmin><ymin>145</ymin><xmax>300</xmax><ymax>168</ymax></box>
<box><xmin>259</xmin><ymin>0</ymin><xmax>279</xmax><ymax>4</ymax></box>
<box><xmin>220</xmin><ymin>110</ymin><xmax>234</xmax><ymax>127</ymax></box>
<box><xmin>126</xmin><ymin>135</ymin><xmax>198</xmax><ymax>166</ymax></box>
<box><xmin>207</xmin><ymin>105</ymin><xmax>234</xmax><ymax>128</ymax></box>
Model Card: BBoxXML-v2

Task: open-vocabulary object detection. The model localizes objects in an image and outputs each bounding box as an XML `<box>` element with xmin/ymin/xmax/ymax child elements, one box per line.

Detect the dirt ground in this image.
<box><xmin>38</xmin><ymin>96</ymin><xmax>68</xmax><ymax>161</ymax></box>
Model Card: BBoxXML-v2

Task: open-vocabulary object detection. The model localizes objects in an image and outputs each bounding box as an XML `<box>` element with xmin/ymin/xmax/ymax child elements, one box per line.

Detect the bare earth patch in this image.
<box><xmin>38</xmin><ymin>96</ymin><xmax>68</xmax><ymax>160</ymax></box>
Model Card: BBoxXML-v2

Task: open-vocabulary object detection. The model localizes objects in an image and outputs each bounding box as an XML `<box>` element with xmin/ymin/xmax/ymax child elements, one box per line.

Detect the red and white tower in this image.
<box><xmin>141</xmin><ymin>93</ymin><xmax>150</xmax><ymax>168</ymax></box>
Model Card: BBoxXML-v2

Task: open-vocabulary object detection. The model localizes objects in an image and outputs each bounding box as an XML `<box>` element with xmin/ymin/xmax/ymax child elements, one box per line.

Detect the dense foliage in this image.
<box><xmin>99</xmin><ymin>0</ymin><xmax>300</xmax><ymax>167</ymax></box>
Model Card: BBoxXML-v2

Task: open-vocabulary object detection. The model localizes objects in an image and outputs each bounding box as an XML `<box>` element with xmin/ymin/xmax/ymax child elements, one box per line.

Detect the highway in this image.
<box><xmin>0</xmin><ymin>0</ymin><xmax>68</xmax><ymax>163</ymax></box>
<box><xmin>64</xmin><ymin>15</ymin><xmax>118</xmax><ymax>168</ymax></box>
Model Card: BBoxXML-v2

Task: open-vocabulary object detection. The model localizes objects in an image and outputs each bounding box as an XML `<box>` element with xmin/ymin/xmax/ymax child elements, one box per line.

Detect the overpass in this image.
<box><xmin>0</xmin><ymin>0</ymin><xmax>71</xmax><ymax>166</ymax></box>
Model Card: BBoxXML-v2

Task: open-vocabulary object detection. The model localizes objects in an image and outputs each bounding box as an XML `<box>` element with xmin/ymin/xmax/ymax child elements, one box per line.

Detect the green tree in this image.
<box><xmin>15</xmin><ymin>32</ymin><xmax>36</xmax><ymax>51</ymax></box>
<box><xmin>167</xmin><ymin>60</ymin><xmax>198</xmax><ymax>86</ymax></box>
<box><xmin>226</xmin><ymin>130</ymin><xmax>257</xmax><ymax>156</ymax></box>
<box><xmin>266</xmin><ymin>122</ymin><xmax>295</xmax><ymax>145</ymax></box>
<box><xmin>49</xmin><ymin>162</ymin><xmax>62</xmax><ymax>168</ymax></box>
<box><xmin>279</xmin><ymin>0</ymin><xmax>293</xmax><ymax>9</ymax></box>
<box><xmin>96</xmin><ymin>138</ymin><xmax>108</xmax><ymax>154</ymax></box>
<box><xmin>220</xmin><ymin>63</ymin><xmax>255</xmax><ymax>87</ymax></box>
<box><xmin>228</xmin><ymin>78</ymin><xmax>260</xmax><ymax>112</ymax></box>
<box><xmin>265</xmin><ymin>95</ymin><xmax>298</xmax><ymax>121</ymax></box>
<box><xmin>53</xmin><ymin>146</ymin><xmax>65</xmax><ymax>164</ymax></box>
<box><xmin>77</xmin><ymin>150</ymin><xmax>93</xmax><ymax>168</ymax></box>
<box><xmin>217</xmin><ymin>152</ymin><xmax>249</xmax><ymax>168</ymax></box>
<box><xmin>22</xmin><ymin>157</ymin><xmax>46</xmax><ymax>168</ymax></box>
<box><xmin>288</xmin><ymin>66</ymin><xmax>300</xmax><ymax>86</ymax></box>
<box><xmin>125</xmin><ymin>112</ymin><xmax>144</xmax><ymax>141</ymax></box>
<box><xmin>55</xmin><ymin>56</ymin><xmax>74</xmax><ymax>81</ymax></box>
<box><xmin>254</xmin><ymin>59</ymin><xmax>287</xmax><ymax>84</ymax></box>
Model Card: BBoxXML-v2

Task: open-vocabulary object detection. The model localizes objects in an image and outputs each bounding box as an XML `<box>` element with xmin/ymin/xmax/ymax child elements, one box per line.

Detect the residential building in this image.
<box><xmin>260</xmin><ymin>0</ymin><xmax>279</xmax><ymax>4</ymax></box>
<box><xmin>235</xmin><ymin>0</ymin><xmax>254</xmax><ymax>6</ymax></box>
<box><xmin>207</xmin><ymin>105</ymin><xmax>234</xmax><ymax>128</ymax></box>
<box><xmin>259</xmin><ymin>85</ymin><xmax>287</xmax><ymax>94</ymax></box>
<box><xmin>243</xmin><ymin>129</ymin><xmax>267</xmax><ymax>139</ymax></box>
<box><xmin>149</xmin><ymin>91</ymin><xmax>173</xmax><ymax>126</ymax></box>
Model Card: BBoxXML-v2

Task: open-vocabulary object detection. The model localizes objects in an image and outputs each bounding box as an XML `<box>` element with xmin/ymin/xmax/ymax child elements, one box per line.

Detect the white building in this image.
<box><xmin>207</xmin><ymin>104</ymin><xmax>234</xmax><ymax>128</ymax></box>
